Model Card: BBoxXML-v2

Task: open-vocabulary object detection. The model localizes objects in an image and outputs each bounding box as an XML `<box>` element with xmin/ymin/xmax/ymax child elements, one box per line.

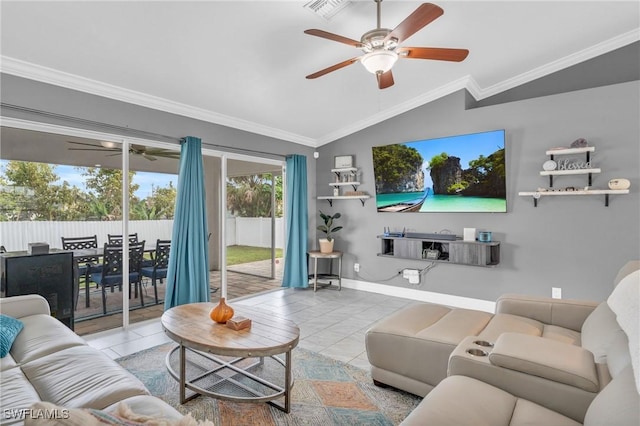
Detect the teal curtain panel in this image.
<box><xmin>282</xmin><ymin>155</ymin><xmax>309</xmax><ymax>288</ymax></box>
<box><xmin>164</xmin><ymin>136</ymin><xmax>210</xmax><ymax>309</ymax></box>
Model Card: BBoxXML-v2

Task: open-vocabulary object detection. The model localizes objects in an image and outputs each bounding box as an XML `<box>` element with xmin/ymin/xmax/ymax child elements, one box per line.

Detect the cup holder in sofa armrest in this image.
<box><xmin>488</xmin><ymin>333</ymin><xmax>599</xmax><ymax>393</ymax></box>
<box><xmin>473</xmin><ymin>340</ymin><xmax>494</xmax><ymax>348</ymax></box>
<box><xmin>466</xmin><ymin>348</ymin><xmax>489</xmax><ymax>357</ymax></box>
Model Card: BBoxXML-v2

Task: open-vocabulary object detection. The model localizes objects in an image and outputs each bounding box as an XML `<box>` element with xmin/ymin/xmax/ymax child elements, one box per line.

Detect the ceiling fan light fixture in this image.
<box><xmin>100</xmin><ymin>141</ymin><xmax>117</xmax><ymax>149</ymax></box>
<box><xmin>361</xmin><ymin>50</ymin><xmax>398</xmax><ymax>74</ymax></box>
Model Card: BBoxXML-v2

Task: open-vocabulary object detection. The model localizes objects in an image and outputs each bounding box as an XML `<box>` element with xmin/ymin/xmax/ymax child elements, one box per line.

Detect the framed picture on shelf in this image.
<box><xmin>334</xmin><ymin>155</ymin><xmax>353</xmax><ymax>169</ymax></box>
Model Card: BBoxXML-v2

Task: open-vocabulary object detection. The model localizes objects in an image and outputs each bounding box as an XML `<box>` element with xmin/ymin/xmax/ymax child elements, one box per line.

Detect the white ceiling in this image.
<box><xmin>1</xmin><ymin>1</ymin><xmax>638</xmax><ymax>147</ymax></box>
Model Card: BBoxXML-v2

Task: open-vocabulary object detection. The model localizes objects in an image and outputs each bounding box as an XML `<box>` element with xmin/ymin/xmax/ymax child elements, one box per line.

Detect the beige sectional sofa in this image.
<box><xmin>366</xmin><ymin>261</ymin><xmax>639</xmax><ymax>425</ymax></box>
<box><xmin>0</xmin><ymin>294</ymin><xmax>182</xmax><ymax>425</ymax></box>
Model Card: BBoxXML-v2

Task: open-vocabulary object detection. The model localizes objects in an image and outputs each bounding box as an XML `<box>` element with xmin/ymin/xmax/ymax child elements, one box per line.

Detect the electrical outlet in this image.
<box><xmin>354</xmin><ymin>263</ymin><xmax>360</xmax><ymax>272</ymax></box>
<box><xmin>552</xmin><ymin>287</ymin><xmax>562</xmax><ymax>299</ymax></box>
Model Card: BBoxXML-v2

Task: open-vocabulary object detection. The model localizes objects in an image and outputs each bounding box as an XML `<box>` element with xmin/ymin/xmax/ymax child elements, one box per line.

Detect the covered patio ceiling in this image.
<box><xmin>0</xmin><ymin>126</ymin><xmax>283</xmax><ymax>177</ymax></box>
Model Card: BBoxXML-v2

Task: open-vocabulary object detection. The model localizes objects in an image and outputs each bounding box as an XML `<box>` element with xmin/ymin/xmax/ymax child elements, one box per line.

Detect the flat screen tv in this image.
<box><xmin>371</xmin><ymin>129</ymin><xmax>506</xmax><ymax>213</ymax></box>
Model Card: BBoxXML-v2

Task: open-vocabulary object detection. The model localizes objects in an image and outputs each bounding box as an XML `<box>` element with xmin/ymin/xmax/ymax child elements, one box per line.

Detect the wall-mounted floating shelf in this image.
<box><xmin>377</xmin><ymin>235</ymin><xmax>500</xmax><ymax>267</ymax></box>
<box><xmin>318</xmin><ymin>195</ymin><xmax>371</xmax><ymax>207</ymax></box>
<box><xmin>318</xmin><ymin>166</ymin><xmax>370</xmax><ymax>206</ymax></box>
<box><xmin>520</xmin><ymin>145</ymin><xmax>629</xmax><ymax>207</ymax></box>
<box><xmin>518</xmin><ymin>189</ymin><xmax>629</xmax><ymax>207</ymax></box>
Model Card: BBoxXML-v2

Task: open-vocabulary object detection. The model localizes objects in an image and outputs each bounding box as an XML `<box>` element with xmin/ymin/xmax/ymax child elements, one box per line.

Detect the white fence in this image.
<box><xmin>0</xmin><ymin>217</ymin><xmax>284</xmax><ymax>252</ymax></box>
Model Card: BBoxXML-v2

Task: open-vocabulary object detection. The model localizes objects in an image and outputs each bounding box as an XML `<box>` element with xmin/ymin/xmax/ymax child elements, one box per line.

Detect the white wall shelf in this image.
<box><xmin>319</xmin><ymin>166</ymin><xmax>369</xmax><ymax>206</ymax></box>
<box><xmin>329</xmin><ymin>182</ymin><xmax>361</xmax><ymax>187</ymax></box>
<box><xmin>545</xmin><ymin>147</ymin><xmax>595</xmax><ymax>156</ymax></box>
<box><xmin>539</xmin><ymin>168</ymin><xmax>601</xmax><ymax>176</ymax></box>
<box><xmin>518</xmin><ymin>189</ymin><xmax>629</xmax><ymax>207</ymax></box>
<box><xmin>317</xmin><ymin>195</ymin><xmax>371</xmax><ymax>207</ymax></box>
<box><xmin>521</xmin><ymin>145</ymin><xmax>628</xmax><ymax>206</ymax></box>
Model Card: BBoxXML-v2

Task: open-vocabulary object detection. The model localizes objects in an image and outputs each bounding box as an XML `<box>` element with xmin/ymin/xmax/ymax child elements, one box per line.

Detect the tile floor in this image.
<box><xmin>84</xmin><ymin>286</ymin><xmax>417</xmax><ymax>369</ymax></box>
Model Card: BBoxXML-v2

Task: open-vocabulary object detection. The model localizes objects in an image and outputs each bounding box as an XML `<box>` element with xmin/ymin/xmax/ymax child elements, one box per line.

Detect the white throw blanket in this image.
<box><xmin>607</xmin><ymin>269</ymin><xmax>640</xmax><ymax>394</ymax></box>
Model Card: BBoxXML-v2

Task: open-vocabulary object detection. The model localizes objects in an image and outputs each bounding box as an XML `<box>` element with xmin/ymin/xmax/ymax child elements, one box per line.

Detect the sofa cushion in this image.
<box><xmin>476</xmin><ymin>313</ymin><xmax>544</xmax><ymax>342</ymax></box>
<box><xmin>0</xmin><ymin>367</ymin><xmax>42</xmax><ymax>425</ymax></box>
<box><xmin>10</xmin><ymin>314</ymin><xmax>86</xmax><ymax>364</ymax></box>
<box><xmin>400</xmin><ymin>375</ymin><xmax>581</xmax><ymax>426</ymax></box>
<box><xmin>489</xmin><ymin>333</ymin><xmax>599</xmax><ymax>393</ymax></box>
<box><xmin>605</xmin><ymin>329</ymin><xmax>632</xmax><ymax>380</ymax></box>
<box><xmin>0</xmin><ymin>353</ymin><xmax>17</xmax><ymax>372</ymax></box>
<box><xmin>366</xmin><ymin>303</ymin><xmax>493</xmax><ymax>395</ymax></box>
<box><xmin>581</xmin><ymin>302</ymin><xmax>622</xmax><ymax>362</ymax></box>
<box><xmin>606</xmin><ymin>269</ymin><xmax>640</xmax><ymax>394</ymax></box>
<box><xmin>584</xmin><ymin>365</ymin><xmax>640</xmax><ymax>426</ymax></box>
<box><xmin>21</xmin><ymin>345</ymin><xmax>148</xmax><ymax>409</ymax></box>
<box><xmin>0</xmin><ymin>314</ymin><xmax>24</xmax><ymax>358</ymax></box>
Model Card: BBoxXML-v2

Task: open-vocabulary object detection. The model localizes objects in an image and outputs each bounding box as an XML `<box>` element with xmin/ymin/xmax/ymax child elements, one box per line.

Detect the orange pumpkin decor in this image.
<box><xmin>209</xmin><ymin>297</ymin><xmax>234</xmax><ymax>324</ymax></box>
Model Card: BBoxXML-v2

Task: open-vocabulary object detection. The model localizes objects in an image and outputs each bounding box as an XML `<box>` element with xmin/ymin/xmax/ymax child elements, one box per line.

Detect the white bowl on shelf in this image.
<box><xmin>542</xmin><ymin>160</ymin><xmax>557</xmax><ymax>171</ymax></box>
<box><xmin>608</xmin><ymin>178</ymin><xmax>630</xmax><ymax>190</ymax></box>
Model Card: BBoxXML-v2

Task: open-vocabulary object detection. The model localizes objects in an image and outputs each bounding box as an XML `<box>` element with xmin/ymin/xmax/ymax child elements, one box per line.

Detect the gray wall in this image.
<box><xmin>315</xmin><ymin>81</ymin><xmax>640</xmax><ymax>302</ymax></box>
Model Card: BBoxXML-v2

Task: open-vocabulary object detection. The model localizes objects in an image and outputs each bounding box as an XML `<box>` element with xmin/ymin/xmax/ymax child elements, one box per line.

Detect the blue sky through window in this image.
<box><xmin>0</xmin><ymin>160</ymin><xmax>178</xmax><ymax>199</ymax></box>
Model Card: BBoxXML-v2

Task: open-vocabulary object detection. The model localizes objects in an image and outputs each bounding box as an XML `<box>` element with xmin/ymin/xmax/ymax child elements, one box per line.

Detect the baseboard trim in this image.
<box><xmin>341</xmin><ymin>278</ymin><xmax>495</xmax><ymax>313</ymax></box>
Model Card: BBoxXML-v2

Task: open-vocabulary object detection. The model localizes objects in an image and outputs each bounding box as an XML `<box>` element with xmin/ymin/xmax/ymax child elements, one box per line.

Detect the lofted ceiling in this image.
<box><xmin>1</xmin><ymin>1</ymin><xmax>639</xmax><ymax>147</ymax></box>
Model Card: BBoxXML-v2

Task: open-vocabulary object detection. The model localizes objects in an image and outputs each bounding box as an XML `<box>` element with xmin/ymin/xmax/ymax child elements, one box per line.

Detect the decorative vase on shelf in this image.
<box><xmin>209</xmin><ymin>297</ymin><xmax>234</xmax><ymax>324</ymax></box>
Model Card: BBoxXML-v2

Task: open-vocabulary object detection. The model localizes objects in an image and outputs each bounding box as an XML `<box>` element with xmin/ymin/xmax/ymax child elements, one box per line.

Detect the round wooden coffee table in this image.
<box><xmin>161</xmin><ymin>302</ymin><xmax>300</xmax><ymax>413</ymax></box>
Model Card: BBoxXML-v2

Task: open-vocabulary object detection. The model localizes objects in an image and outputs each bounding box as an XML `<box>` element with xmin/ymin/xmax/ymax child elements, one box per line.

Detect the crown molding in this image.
<box><xmin>473</xmin><ymin>29</ymin><xmax>640</xmax><ymax>100</ymax></box>
<box><xmin>315</xmin><ymin>30</ymin><xmax>639</xmax><ymax>145</ymax></box>
<box><xmin>0</xmin><ymin>56</ymin><xmax>316</xmax><ymax>147</ymax></box>
<box><xmin>2</xmin><ymin>28</ymin><xmax>637</xmax><ymax>148</ymax></box>
<box><xmin>315</xmin><ymin>75</ymin><xmax>473</xmax><ymax>146</ymax></box>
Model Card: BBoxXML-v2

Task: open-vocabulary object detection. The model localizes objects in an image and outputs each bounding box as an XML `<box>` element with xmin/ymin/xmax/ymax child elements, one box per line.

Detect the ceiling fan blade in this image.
<box><xmin>376</xmin><ymin>70</ymin><xmax>395</xmax><ymax>89</ymax></box>
<box><xmin>144</xmin><ymin>148</ymin><xmax>180</xmax><ymax>155</ymax></box>
<box><xmin>304</xmin><ymin>29</ymin><xmax>363</xmax><ymax>48</ymax></box>
<box><xmin>67</xmin><ymin>141</ymin><xmax>103</xmax><ymax>148</ymax></box>
<box><xmin>386</xmin><ymin>3</ymin><xmax>444</xmax><ymax>44</ymax></box>
<box><xmin>67</xmin><ymin>148</ymin><xmax>119</xmax><ymax>152</ymax></box>
<box><xmin>141</xmin><ymin>153</ymin><xmax>157</xmax><ymax>161</ymax></box>
<box><xmin>306</xmin><ymin>57</ymin><xmax>360</xmax><ymax>79</ymax></box>
<box><xmin>397</xmin><ymin>47</ymin><xmax>469</xmax><ymax>62</ymax></box>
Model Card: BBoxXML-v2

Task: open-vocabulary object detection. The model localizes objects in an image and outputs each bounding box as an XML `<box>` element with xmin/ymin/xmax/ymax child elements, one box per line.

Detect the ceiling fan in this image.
<box><xmin>304</xmin><ymin>0</ymin><xmax>469</xmax><ymax>89</ymax></box>
<box><xmin>67</xmin><ymin>141</ymin><xmax>180</xmax><ymax>161</ymax></box>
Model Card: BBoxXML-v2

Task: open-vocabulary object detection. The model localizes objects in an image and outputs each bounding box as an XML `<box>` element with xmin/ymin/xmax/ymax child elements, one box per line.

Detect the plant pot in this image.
<box><xmin>319</xmin><ymin>238</ymin><xmax>334</xmax><ymax>253</ymax></box>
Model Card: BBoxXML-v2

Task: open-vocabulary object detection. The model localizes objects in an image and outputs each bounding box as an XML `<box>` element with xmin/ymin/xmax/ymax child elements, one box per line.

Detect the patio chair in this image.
<box><xmin>141</xmin><ymin>239</ymin><xmax>170</xmax><ymax>304</ymax></box>
<box><xmin>107</xmin><ymin>233</ymin><xmax>139</xmax><ymax>245</ymax></box>
<box><xmin>108</xmin><ymin>233</ymin><xmax>153</xmax><ymax>267</ymax></box>
<box><xmin>90</xmin><ymin>241</ymin><xmax>146</xmax><ymax>315</ymax></box>
<box><xmin>61</xmin><ymin>235</ymin><xmax>102</xmax><ymax>309</ymax></box>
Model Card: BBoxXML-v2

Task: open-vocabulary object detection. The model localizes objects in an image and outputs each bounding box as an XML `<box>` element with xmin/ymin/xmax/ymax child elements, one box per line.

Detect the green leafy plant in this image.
<box><xmin>317</xmin><ymin>210</ymin><xmax>342</xmax><ymax>242</ymax></box>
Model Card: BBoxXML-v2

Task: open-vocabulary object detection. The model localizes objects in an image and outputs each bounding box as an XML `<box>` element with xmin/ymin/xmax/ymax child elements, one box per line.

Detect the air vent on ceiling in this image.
<box><xmin>303</xmin><ymin>0</ymin><xmax>352</xmax><ymax>21</ymax></box>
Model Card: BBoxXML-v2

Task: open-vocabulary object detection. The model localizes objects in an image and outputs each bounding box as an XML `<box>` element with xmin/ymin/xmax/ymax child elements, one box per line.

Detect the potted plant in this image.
<box><xmin>317</xmin><ymin>210</ymin><xmax>342</xmax><ymax>253</ymax></box>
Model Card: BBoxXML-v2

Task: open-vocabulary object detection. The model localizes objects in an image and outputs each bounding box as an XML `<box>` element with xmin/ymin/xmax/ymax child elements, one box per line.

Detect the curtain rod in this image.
<box><xmin>1</xmin><ymin>103</ymin><xmax>287</xmax><ymax>160</ymax></box>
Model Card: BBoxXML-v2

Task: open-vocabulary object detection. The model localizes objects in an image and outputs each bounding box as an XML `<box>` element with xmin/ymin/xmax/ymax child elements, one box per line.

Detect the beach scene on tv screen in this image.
<box><xmin>372</xmin><ymin>130</ymin><xmax>506</xmax><ymax>213</ymax></box>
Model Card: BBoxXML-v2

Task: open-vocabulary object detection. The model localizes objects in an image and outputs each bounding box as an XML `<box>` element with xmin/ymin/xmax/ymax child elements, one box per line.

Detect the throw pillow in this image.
<box><xmin>0</xmin><ymin>314</ymin><xmax>24</xmax><ymax>358</ymax></box>
<box><xmin>25</xmin><ymin>401</ymin><xmax>215</xmax><ymax>426</ymax></box>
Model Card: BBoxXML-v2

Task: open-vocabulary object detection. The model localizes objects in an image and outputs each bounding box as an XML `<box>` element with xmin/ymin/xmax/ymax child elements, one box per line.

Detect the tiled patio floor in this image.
<box><xmin>73</xmin><ymin>259</ymin><xmax>283</xmax><ymax>336</ymax></box>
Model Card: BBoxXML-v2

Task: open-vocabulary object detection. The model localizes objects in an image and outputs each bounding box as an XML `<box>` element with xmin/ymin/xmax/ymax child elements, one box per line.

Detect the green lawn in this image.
<box><xmin>226</xmin><ymin>245</ymin><xmax>283</xmax><ymax>266</ymax></box>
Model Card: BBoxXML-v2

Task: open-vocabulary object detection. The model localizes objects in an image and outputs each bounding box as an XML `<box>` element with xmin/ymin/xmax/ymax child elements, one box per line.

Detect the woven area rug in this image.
<box><xmin>116</xmin><ymin>343</ymin><xmax>421</xmax><ymax>425</ymax></box>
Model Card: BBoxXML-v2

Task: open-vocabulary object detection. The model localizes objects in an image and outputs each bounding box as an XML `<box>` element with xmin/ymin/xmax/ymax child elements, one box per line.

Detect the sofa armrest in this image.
<box><xmin>0</xmin><ymin>294</ymin><xmax>50</xmax><ymax>318</ymax></box>
<box><xmin>495</xmin><ymin>294</ymin><xmax>598</xmax><ymax>332</ymax></box>
<box><xmin>489</xmin><ymin>333</ymin><xmax>599</xmax><ymax>392</ymax></box>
